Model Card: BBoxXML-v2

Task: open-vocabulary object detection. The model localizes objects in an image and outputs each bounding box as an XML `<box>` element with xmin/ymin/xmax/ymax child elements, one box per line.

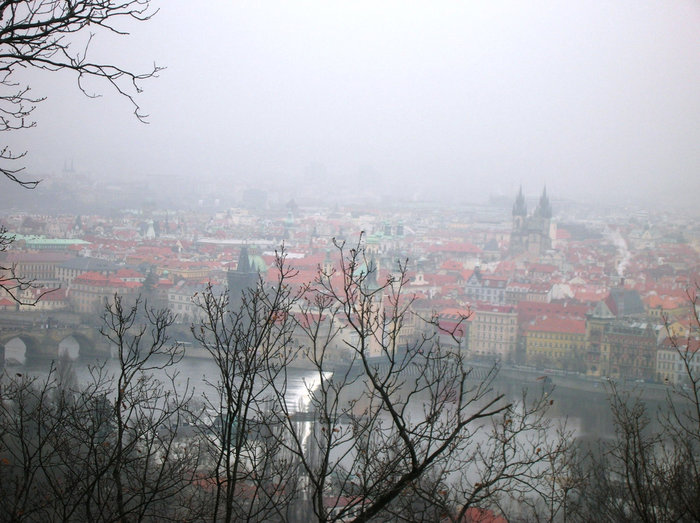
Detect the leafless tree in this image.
<box><xmin>0</xmin><ymin>223</ymin><xmax>61</xmax><ymax>306</ymax></box>
<box><xmin>0</xmin><ymin>225</ymin><xmax>42</xmax><ymax>305</ymax></box>
<box><xmin>573</xmin><ymin>285</ymin><xmax>700</xmax><ymax>523</ymax></box>
<box><xmin>0</xmin><ymin>0</ymin><xmax>160</xmax><ymax>186</ymax></box>
<box><xmin>0</xmin><ymin>294</ymin><xmax>200</xmax><ymax>522</ymax></box>
<box><xmin>0</xmin><ymin>244</ymin><xmax>575</xmax><ymax>521</ymax></box>
<box><xmin>409</xmin><ymin>393</ymin><xmax>581</xmax><ymax>523</ymax></box>
<box><xmin>191</xmin><ymin>254</ymin><xmax>303</xmax><ymax>522</ymax></box>
<box><xmin>0</xmin><ymin>0</ymin><xmax>159</xmax><ymax>304</ymax></box>
<box><xmin>257</xmin><ymin>237</ymin><xmax>567</xmax><ymax>522</ymax></box>
<box><xmin>97</xmin><ymin>293</ymin><xmax>199</xmax><ymax>522</ymax></box>
<box><xmin>656</xmin><ymin>288</ymin><xmax>700</xmax><ymax>522</ymax></box>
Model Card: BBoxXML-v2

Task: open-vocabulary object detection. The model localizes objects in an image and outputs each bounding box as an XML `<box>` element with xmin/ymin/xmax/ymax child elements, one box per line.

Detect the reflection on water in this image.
<box><xmin>4</xmin><ymin>356</ymin><xmax>663</xmax><ymax>442</ymax></box>
<box><xmin>58</xmin><ymin>336</ymin><xmax>80</xmax><ymax>361</ymax></box>
<box><xmin>490</xmin><ymin>376</ymin><xmax>665</xmax><ymax>443</ymax></box>
<box><xmin>9</xmin><ymin>356</ymin><xmax>327</xmax><ymax>416</ymax></box>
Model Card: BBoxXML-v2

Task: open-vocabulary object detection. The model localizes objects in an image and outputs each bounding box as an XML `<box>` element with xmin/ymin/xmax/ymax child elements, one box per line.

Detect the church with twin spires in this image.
<box><xmin>509</xmin><ymin>187</ymin><xmax>552</xmax><ymax>258</ymax></box>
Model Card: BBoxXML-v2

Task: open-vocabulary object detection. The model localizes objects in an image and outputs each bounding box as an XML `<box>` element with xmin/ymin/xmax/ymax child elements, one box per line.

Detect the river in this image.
<box><xmin>5</xmin><ymin>352</ymin><xmax>666</xmax><ymax>445</ymax></box>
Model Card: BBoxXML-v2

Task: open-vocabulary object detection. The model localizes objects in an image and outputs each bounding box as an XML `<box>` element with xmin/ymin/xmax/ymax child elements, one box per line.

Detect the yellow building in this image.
<box><xmin>156</xmin><ymin>262</ymin><xmax>211</xmax><ymax>281</ymax></box>
<box><xmin>524</xmin><ymin>316</ymin><xmax>586</xmax><ymax>371</ymax></box>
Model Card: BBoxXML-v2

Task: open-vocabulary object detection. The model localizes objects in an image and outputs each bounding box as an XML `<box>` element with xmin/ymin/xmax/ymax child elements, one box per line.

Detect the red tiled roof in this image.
<box><xmin>525</xmin><ymin>316</ymin><xmax>585</xmax><ymax>335</ymax></box>
<box><xmin>517</xmin><ymin>300</ymin><xmax>588</xmax><ymax>320</ymax></box>
<box><xmin>440</xmin><ymin>260</ymin><xmax>465</xmax><ymax>271</ymax></box>
<box><xmin>644</xmin><ymin>294</ymin><xmax>684</xmax><ymax>310</ymax></box>
<box><xmin>32</xmin><ymin>287</ymin><xmax>67</xmax><ymax>301</ymax></box>
<box><xmin>425</xmin><ymin>273</ymin><xmax>460</xmax><ymax>286</ymax></box>
<box><xmin>439</xmin><ymin>307</ymin><xmax>471</xmax><ymax>318</ymax></box>
<box><xmin>527</xmin><ymin>263</ymin><xmax>557</xmax><ymax>273</ymax></box>
<box><xmin>460</xmin><ymin>507</ymin><xmax>508</xmax><ymax>523</ymax></box>
<box><xmin>659</xmin><ymin>337</ymin><xmax>700</xmax><ymax>353</ymax></box>
<box><xmin>73</xmin><ymin>271</ymin><xmax>110</xmax><ymax>284</ymax></box>
<box><xmin>114</xmin><ymin>268</ymin><xmax>144</xmax><ymax>279</ymax></box>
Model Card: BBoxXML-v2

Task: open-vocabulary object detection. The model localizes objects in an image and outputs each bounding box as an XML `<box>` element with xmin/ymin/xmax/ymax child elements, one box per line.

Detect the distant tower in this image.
<box><xmin>365</xmin><ymin>256</ymin><xmax>380</xmax><ymax>294</ymax></box>
<box><xmin>322</xmin><ymin>248</ymin><xmax>334</xmax><ymax>275</ymax></box>
<box><xmin>509</xmin><ymin>186</ymin><xmax>552</xmax><ymax>257</ymax></box>
<box><xmin>535</xmin><ymin>186</ymin><xmax>552</xmax><ymax>219</ymax></box>
<box><xmin>384</xmin><ymin>221</ymin><xmax>392</xmax><ymax>237</ymax></box>
<box><xmin>585</xmin><ymin>301</ymin><xmax>615</xmax><ymax>377</ymax></box>
<box><xmin>145</xmin><ymin>220</ymin><xmax>156</xmax><ymax>240</ymax></box>
<box><xmin>361</xmin><ymin>255</ymin><xmax>384</xmax><ymax>357</ymax></box>
<box><xmin>227</xmin><ymin>246</ymin><xmax>259</xmax><ymax>313</ymax></box>
<box><xmin>512</xmin><ymin>185</ymin><xmax>527</xmax><ymax>227</ymax></box>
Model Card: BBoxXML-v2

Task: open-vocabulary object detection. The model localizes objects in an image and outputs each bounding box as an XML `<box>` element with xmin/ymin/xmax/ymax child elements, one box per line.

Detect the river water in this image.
<box><xmin>9</xmin><ymin>355</ymin><xmax>328</xmax><ymax>418</ymax></box>
<box><xmin>2</xmin><ymin>336</ymin><xmax>667</xmax><ymax>442</ymax></box>
<box><xmin>4</xmin><ymin>352</ymin><xmax>648</xmax><ymax>444</ymax></box>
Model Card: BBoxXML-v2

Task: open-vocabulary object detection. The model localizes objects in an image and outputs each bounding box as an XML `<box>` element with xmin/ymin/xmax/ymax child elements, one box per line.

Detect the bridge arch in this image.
<box><xmin>0</xmin><ymin>334</ymin><xmax>43</xmax><ymax>365</ymax></box>
<box><xmin>58</xmin><ymin>335</ymin><xmax>80</xmax><ymax>360</ymax></box>
<box><xmin>57</xmin><ymin>332</ymin><xmax>95</xmax><ymax>360</ymax></box>
<box><xmin>1</xmin><ymin>328</ymin><xmax>108</xmax><ymax>365</ymax></box>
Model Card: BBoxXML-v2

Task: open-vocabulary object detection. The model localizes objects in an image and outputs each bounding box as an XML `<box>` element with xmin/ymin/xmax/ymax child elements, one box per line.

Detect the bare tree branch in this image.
<box><xmin>0</xmin><ymin>1</ymin><xmax>158</xmax><ymax>304</ymax></box>
<box><xmin>0</xmin><ymin>224</ymin><xmax>59</xmax><ymax>306</ymax></box>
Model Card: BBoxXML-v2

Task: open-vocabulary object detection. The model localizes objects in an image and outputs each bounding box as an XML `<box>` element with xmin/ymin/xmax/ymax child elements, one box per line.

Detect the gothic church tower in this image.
<box><xmin>509</xmin><ymin>186</ymin><xmax>552</xmax><ymax>257</ymax></box>
<box><xmin>227</xmin><ymin>246</ymin><xmax>259</xmax><ymax>314</ymax></box>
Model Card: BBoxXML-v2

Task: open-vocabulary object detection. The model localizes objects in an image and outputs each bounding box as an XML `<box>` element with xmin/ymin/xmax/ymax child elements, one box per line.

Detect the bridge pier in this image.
<box><xmin>0</xmin><ymin>327</ymin><xmax>110</xmax><ymax>366</ymax></box>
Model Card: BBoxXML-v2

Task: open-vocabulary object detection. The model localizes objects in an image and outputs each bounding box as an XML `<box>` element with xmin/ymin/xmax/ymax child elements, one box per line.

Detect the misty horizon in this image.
<box><xmin>1</xmin><ymin>0</ymin><xmax>697</xmax><ymax>210</ymax></box>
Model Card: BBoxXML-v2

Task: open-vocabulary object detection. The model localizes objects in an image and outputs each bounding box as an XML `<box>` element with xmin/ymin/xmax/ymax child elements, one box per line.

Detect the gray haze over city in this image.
<box><xmin>3</xmin><ymin>2</ymin><xmax>700</xmax><ymax>520</ymax></box>
<box><xmin>5</xmin><ymin>0</ymin><xmax>700</xmax><ymax>209</ymax></box>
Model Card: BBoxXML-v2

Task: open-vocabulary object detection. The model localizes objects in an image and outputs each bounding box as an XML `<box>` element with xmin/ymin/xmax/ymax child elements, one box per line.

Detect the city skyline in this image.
<box><xmin>3</xmin><ymin>0</ymin><xmax>699</xmax><ymax>209</ymax></box>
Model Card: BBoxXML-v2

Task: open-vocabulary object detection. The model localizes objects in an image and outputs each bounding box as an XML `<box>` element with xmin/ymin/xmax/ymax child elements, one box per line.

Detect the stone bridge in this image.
<box><xmin>357</xmin><ymin>358</ymin><xmax>494</xmax><ymax>382</ymax></box>
<box><xmin>0</xmin><ymin>327</ymin><xmax>109</xmax><ymax>364</ymax></box>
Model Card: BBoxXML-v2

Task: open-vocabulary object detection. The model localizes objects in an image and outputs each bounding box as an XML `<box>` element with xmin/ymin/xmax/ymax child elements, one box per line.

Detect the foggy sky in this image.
<box><xmin>7</xmin><ymin>0</ymin><xmax>700</xmax><ymax>208</ymax></box>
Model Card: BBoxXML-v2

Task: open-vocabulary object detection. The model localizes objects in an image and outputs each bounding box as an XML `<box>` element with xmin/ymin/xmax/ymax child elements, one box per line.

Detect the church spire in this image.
<box><xmin>366</xmin><ymin>256</ymin><xmax>379</xmax><ymax>291</ymax></box>
<box><xmin>536</xmin><ymin>186</ymin><xmax>552</xmax><ymax>218</ymax></box>
<box><xmin>512</xmin><ymin>185</ymin><xmax>527</xmax><ymax>216</ymax></box>
<box><xmin>228</xmin><ymin>245</ymin><xmax>257</xmax><ymax>315</ymax></box>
